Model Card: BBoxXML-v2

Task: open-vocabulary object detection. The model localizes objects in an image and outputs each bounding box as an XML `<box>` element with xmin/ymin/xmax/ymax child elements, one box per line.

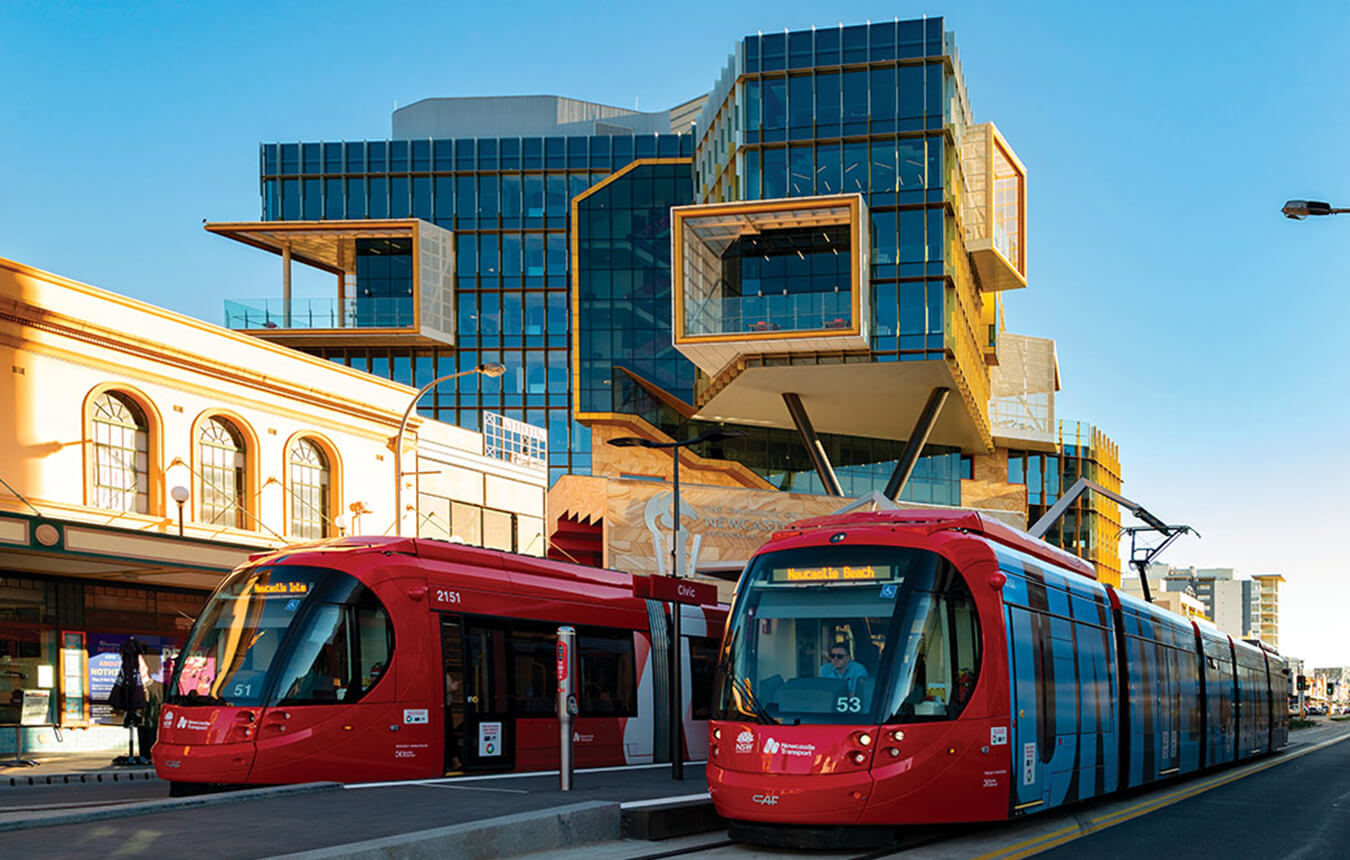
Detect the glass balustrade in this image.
<box><xmin>225</xmin><ymin>297</ymin><xmax>415</xmax><ymax>330</ymax></box>
<box><xmin>685</xmin><ymin>289</ymin><xmax>853</xmax><ymax>337</ymax></box>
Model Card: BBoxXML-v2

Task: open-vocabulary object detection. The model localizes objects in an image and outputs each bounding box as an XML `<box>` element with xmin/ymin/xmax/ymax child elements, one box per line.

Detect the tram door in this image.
<box><xmin>442</xmin><ymin>616</ymin><xmax>514</xmax><ymax>770</ymax></box>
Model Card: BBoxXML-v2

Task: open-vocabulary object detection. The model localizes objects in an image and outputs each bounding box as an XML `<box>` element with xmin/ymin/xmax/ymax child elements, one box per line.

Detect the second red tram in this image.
<box><xmin>153</xmin><ymin>536</ymin><xmax>724</xmax><ymax>791</ymax></box>
<box><xmin>707</xmin><ymin>509</ymin><xmax>1290</xmax><ymax>846</ymax></box>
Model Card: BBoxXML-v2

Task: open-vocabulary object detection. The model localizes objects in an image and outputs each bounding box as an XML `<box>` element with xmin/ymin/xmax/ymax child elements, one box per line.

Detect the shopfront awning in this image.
<box><xmin>0</xmin><ymin>512</ymin><xmax>256</xmax><ymax>591</ymax></box>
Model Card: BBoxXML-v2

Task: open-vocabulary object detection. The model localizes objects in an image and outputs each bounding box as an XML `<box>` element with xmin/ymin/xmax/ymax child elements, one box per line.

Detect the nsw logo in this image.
<box><xmin>735</xmin><ymin>730</ymin><xmax>755</xmax><ymax>753</ymax></box>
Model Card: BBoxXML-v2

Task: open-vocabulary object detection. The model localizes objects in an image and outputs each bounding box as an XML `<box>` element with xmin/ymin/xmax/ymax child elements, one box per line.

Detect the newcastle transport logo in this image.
<box><xmin>762</xmin><ymin>736</ymin><xmax>816</xmax><ymax>757</ymax></box>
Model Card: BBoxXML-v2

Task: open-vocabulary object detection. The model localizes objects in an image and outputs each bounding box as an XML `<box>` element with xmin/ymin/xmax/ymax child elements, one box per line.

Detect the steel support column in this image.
<box><xmin>782</xmin><ymin>392</ymin><xmax>843</xmax><ymax>497</ymax></box>
<box><xmin>883</xmin><ymin>387</ymin><xmax>950</xmax><ymax>501</ymax></box>
<box><xmin>282</xmin><ymin>244</ymin><xmax>292</xmax><ymax>328</ymax></box>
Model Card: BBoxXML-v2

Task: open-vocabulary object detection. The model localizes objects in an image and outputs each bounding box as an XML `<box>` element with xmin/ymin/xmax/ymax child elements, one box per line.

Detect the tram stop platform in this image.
<box><xmin>1</xmin><ymin>751</ymin><xmax>159</xmax><ymax>788</ymax></box>
<box><xmin>0</xmin><ymin>761</ymin><xmax>724</xmax><ymax>859</ymax></box>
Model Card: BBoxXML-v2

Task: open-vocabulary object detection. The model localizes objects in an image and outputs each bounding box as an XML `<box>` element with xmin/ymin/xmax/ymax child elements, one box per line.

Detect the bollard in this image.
<box><xmin>557</xmin><ymin>625</ymin><xmax>577</xmax><ymax>791</ymax></box>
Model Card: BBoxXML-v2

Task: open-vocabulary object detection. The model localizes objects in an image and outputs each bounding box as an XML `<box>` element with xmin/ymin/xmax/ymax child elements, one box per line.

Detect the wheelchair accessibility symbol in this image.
<box><xmin>880</xmin><ymin>584</ymin><xmax>898</xmax><ymax>599</ymax></box>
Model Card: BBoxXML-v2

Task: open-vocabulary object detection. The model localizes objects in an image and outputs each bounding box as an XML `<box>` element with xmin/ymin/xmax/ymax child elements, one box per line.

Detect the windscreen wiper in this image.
<box><xmin>734</xmin><ymin>677</ymin><xmax>778</xmax><ymax>725</ymax></box>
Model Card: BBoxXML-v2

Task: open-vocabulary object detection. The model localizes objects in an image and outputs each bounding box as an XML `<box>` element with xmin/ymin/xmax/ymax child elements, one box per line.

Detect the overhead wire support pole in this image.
<box><xmin>1028</xmin><ymin>476</ymin><xmax>1197</xmax><ymax>602</ymax></box>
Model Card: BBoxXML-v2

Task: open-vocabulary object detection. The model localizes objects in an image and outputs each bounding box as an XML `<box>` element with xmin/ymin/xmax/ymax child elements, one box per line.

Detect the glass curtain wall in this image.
<box><xmin>575</xmin><ymin>162</ymin><xmax>697</xmax><ymax>416</ymax></box>
<box><xmin>262</xmin><ymin>134</ymin><xmax>694</xmax><ymax>485</ymax></box>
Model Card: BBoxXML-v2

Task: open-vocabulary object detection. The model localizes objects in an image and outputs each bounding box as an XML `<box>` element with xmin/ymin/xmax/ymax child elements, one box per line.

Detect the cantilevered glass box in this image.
<box><xmin>671</xmin><ymin>194</ymin><xmax>869</xmax><ymax>376</ymax></box>
<box><xmin>211</xmin><ymin>219</ymin><xmax>455</xmax><ymax>347</ymax></box>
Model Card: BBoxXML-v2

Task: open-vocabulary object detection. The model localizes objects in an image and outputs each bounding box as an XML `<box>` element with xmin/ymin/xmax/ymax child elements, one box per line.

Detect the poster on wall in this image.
<box><xmin>87</xmin><ymin>634</ymin><xmax>170</xmax><ymax>725</ymax></box>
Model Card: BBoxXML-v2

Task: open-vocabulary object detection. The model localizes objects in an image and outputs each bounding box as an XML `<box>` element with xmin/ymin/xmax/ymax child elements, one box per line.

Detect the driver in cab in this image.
<box><xmin>819</xmin><ymin>644</ymin><xmax>868</xmax><ymax>694</ymax></box>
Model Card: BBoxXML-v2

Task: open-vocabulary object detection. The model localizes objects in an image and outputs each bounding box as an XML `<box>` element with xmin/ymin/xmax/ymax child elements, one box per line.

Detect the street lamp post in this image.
<box><xmin>1282</xmin><ymin>199</ymin><xmax>1350</xmax><ymax>220</ymax></box>
<box><xmin>170</xmin><ymin>486</ymin><xmax>189</xmax><ymax>537</ymax></box>
<box><xmin>606</xmin><ymin>426</ymin><xmax>745</xmax><ymax>780</ymax></box>
<box><xmin>393</xmin><ymin>363</ymin><xmax>506</xmax><ymax>537</ymax></box>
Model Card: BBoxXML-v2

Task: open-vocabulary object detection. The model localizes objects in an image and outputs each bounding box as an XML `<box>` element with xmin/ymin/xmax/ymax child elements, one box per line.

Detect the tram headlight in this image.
<box><xmin>891</xmin><ymin>729</ymin><xmax>904</xmax><ymax>742</ymax></box>
<box><xmin>888</xmin><ymin>747</ymin><xmax>901</xmax><ymax>758</ymax></box>
<box><xmin>713</xmin><ymin>728</ymin><xmax>721</xmax><ymax>740</ymax></box>
<box><xmin>857</xmin><ymin>732</ymin><xmax>873</xmax><ymax>746</ymax></box>
<box><xmin>851</xmin><ymin>751</ymin><xmax>867</xmax><ymax>765</ymax></box>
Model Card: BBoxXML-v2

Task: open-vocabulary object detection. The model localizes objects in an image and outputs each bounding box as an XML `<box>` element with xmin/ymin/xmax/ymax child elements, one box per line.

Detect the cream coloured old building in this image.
<box><xmin>0</xmin><ymin>255</ymin><xmax>545</xmax><ymax>754</ymax></box>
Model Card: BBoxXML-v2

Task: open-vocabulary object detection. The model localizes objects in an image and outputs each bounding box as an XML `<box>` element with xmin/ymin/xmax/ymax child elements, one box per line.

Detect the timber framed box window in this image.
<box><xmin>89</xmin><ymin>390</ymin><xmax>151</xmax><ymax>514</ymax></box>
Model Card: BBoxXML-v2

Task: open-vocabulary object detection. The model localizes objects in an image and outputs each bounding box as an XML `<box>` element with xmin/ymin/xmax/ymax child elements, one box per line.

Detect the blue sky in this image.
<box><xmin>3</xmin><ymin>1</ymin><xmax>1347</xmax><ymax>664</ymax></box>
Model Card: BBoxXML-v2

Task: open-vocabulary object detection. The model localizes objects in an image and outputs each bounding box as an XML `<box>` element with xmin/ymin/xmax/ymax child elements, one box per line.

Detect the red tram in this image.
<box><xmin>152</xmin><ymin>536</ymin><xmax>724</xmax><ymax>792</ymax></box>
<box><xmin>707</xmin><ymin>509</ymin><xmax>1290</xmax><ymax>847</ymax></box>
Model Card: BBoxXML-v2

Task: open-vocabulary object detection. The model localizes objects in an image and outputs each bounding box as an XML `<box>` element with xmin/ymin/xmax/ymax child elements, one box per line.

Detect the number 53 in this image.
<box><xmin>836</xmin><ymin>696</ymin><xmax>861</xmax><ymax>713</ymax></box>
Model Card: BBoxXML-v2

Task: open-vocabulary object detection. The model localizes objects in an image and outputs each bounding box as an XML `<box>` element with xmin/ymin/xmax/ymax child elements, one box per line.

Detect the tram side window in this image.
<box><xmin>886</xmin><ymin>579</ymin><xmax>980</xmax><ymax>723</ymax></box>
<box><xmin>688</xmin><ymin>636</ymin><xmax>720</xmax><ymax>720</ymax></box>
<box><xmin>578</xmin><ymin>630</ymin><xmax>636</xmax><ymax>717</ymax></box>
<box><xmin>274</xmin><ymin>594</ymin><xmax>393</xmax><ymax>706</ymax></box>
<box><xmin>507</xmin><ymin>626</ymin><xmax>556</xmax><ymax>715</ymax></box>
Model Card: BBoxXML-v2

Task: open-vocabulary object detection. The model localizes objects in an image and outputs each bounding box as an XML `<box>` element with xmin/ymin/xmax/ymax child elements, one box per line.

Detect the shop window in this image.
<box><xmin>482</xmin><ymin>509</ymin><xmax>515</xmax><ymax>552</ymax></box>
<box><xmin>288</xmin><ymin>438</ymin><xmax>331</xmax><ymax>539</ymax></box>
<box><xmin>91</xmin><ymin>391</ymin><xmax>149</xmax><ymax>513</ymax></box>
<box><xmin>199</xmin><ymin>417</ymin><xmax>247</xmax><ymax>529</ymax></box>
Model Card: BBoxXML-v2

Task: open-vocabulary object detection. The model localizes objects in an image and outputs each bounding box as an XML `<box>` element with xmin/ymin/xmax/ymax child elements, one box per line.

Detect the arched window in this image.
<box><xmin>199</xmin><ymin>417</ymin><xmax>246</xmax><ymax>528</ymax></box>
<box><xmin>91</xmin><ymin>391</ymin><xmax>149</xmax><ymax>513</ymax></box>
<box><xmin>289</xmin><ymin>438</ymin><xmax>330</xmax><ymax>539</ymax></box>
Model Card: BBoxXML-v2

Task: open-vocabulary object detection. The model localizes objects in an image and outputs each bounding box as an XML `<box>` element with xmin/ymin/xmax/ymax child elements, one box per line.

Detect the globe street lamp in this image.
<box><xmin>606</xmin><ymin>425</ymin><xmax>745</xmax><ymax>779</ymax></box>
<box><xmin>1282</xmin><ymin>200</ymin><xmax>1350</xmax><ymax>220</ymax></box>
<box><xmin>393</xmin><ymin>363</ymin><xmax>507</xmax><ymax>537</ymax></box>
<box><xmin>170</xmin><ymin>486</ymin><xmax>190</xmax><ymax>537</ymax></box>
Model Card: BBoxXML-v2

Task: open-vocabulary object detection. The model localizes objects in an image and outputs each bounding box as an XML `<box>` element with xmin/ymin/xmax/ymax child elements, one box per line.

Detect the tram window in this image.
<box><xmin>884</xmin><ymin>577</ymin><xmax>980</xmax><ymax>723</ymax></box>
<box><xmin>507</xmin><ymin>626</ymin><xmax>556</xmax><ymax>715</ymax></box>
<box><xmin>578</xmin><ymin>630</ymin><xmax>636</xmax><ymax>717</ymax></box>
<box><xmin>688</xmin><ymin>637</ymin><xmax>720</xmax><ymax>720</ymax></box>
<box><xmin>273</xmin><ymin>594</ymin><xmax>393</xmax><ymax>706</ymax></box>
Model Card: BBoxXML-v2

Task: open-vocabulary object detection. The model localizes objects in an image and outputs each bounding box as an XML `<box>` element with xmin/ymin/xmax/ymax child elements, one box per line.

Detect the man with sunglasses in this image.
<box><xmin>819</xmin><ymin>644</ymin><xmax>868</xmax><ymax>695</ymax></box>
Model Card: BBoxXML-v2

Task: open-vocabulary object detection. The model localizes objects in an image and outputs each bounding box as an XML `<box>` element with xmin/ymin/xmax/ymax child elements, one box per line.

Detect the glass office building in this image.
<box><xmin>239</xmin><ymin>19</ymin><xmax>1033</xmax><ymax>507</ymax></box>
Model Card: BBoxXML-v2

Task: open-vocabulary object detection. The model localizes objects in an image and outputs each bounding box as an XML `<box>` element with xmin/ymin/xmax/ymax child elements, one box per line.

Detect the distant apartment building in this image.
<box><xmin>1118</xmin><ymin>574</ymin><xmax>1206</xmax><ymax>620</ymax></box>
<box><xmin>1159</xmin><ymin>565</ymin><xmax>1283</xmax><ymax>651</ymax></box>
<box><xmin>1249</xmin><ymin>574</ymin><xmax>1284</xmax><ymax>651</ymax></box>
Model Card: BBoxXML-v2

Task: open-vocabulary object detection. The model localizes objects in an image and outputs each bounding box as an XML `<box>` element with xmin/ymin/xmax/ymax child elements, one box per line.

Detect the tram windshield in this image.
<box><xmin>714</xmin><ymin>545</ymin><xmax>980</xmax><ymax>726</ymax></box>
<box><xmin>167</xmin><ymin>564</ymin><xmax>394</xmax><ymax>708</ymax></box>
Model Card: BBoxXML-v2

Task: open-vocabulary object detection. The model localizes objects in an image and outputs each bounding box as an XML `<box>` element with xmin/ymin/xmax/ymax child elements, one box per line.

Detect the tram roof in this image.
<box><xmin>777</xmin><ymin>508</ymin><xmax>1098</xmax><ymax>581</ymax></box>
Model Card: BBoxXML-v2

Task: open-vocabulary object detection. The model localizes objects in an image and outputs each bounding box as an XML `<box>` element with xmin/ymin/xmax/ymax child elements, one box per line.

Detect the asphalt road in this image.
<box><xmin>1</xmin><ymin>725</ymin><xmax>1347</xmax><ymax>859</ymax></box>
<box><xmin>1036</xmin><ymin>727</ymin><xmax>1350</xmax><ymax>859</ymax></box>
<box><xmin>0</xmin><ymin>764</ymin><xmax>709</xmax><ymax>859</ymax></box>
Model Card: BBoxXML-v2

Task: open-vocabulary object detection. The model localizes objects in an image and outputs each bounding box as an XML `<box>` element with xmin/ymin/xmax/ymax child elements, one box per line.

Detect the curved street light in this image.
<box><xmin>1282</xmin><ymin>200</ymin><xmax>1350</xmax><ymax>220</ymax></box>
<box><xmin>393</xmin><ymin>362</ymin><xmax>507</xmax><ymax>537</ymax></box>
<box><xmin>606</xmin><ymin>425</ymin><xmax>745</xmax><ymax>781</ymax></box>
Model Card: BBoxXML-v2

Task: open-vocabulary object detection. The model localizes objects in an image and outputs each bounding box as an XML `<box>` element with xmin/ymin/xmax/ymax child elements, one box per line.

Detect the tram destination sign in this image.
<box><xmin>771</xmin><ymin>564</ymin><xmax>889</xmax><ymax>583</ymax></box>
<box><xmin>635</xmin><ymin>575</ymin><xmax>719</xmax><ymax>606</ymax></box>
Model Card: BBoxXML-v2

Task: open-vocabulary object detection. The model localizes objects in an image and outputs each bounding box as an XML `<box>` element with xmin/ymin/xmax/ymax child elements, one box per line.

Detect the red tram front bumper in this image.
<box><xmin>708</xmin><ymin>762</ymin><xmax>874</xmax><ymax>824</ymax></box>
<box><xmin>153</xmin><ymin>739</ymin><xmax>255</xmax><ymax>784</ymax></box>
